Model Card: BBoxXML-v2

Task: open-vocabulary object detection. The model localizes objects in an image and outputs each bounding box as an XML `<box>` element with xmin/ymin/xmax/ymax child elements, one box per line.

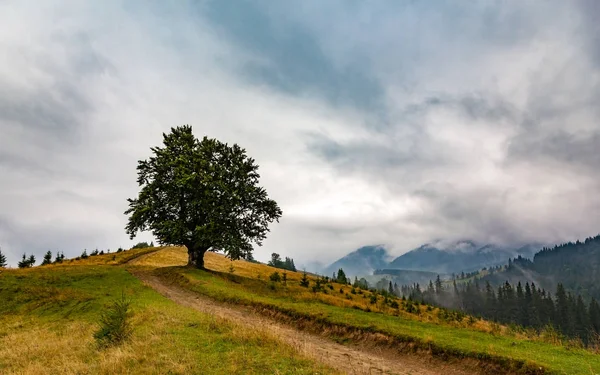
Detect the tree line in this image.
<box><xmin>267</xmin><ymin>253</ymin><xmax>297</xmax><ymax>272</ymax></box>
<box><xmin>403</xmin><ymin>277</ymin><xmax>600</xmax><ymax>346</ymax></box>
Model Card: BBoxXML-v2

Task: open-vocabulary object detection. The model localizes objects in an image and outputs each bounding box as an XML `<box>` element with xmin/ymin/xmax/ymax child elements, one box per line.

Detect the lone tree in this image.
<box><xmin>125</xmin><ymin>125</ymin><xmax>282</xmax><ymax>269</ymax></box>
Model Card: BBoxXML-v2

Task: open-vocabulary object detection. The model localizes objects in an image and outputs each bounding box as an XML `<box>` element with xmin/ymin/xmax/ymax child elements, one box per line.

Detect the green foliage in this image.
<box><xmin>54</xmin><ymin>251</ymin><xmax>65</xmax><ymax>263</ymax></box>
<box><xmin>267</xmin><ymin>253</ymin><xmax>297</xmax><ymax>272</ymax></box>
<box><xmin>300</xmin><ymin>270</ymin><xmax>310</xmax><ymax>287</ymax></box>
<box><xmin>125</xmin><ymin>125</ymin><xmax>282</xmax><ymax>269</ymax></box>
<box><xmin>0</xmin><ymin>247</ymin><xmax>6</xmax><ymax>268</ymax></box>
<box><xmin>41</xmin><ymin>251</ymin><xmax>53</xmax><ymax>266</ymax></box>
<box><xmin>94</xmin><ymin>292</ymin><xmax>133</xmax><ymax>348</ymax></box>
<box><xmin>131</xmin><ymin>242</ymin><xmax>151</xmax><ymax>249</ymax></box>
<box><xmin>18</xmin><ymin>253</ymin><xmax>35</xmax><ymax>268</ymax></box>
<box><xmin>81</xmin><ymin>250</ymin><xmax>89</xmax><ymax>259</ymax></box>
<box><xmin>269</xmin><ymin>271</ymin><xmax>281</xmax><ymax>282</ymax></box>
<box><xmin>90</xmin><ymin>249</ymin><xmax>99</xmax><ymax>256</ymax></box>
<box><xmin>282</xmin><ymin>271</ymin><xmax>287</xmax><ymax>285</ymax></box>
<box><xmin>335</xmin><ymin>268</ymin><xmax>348</xmax><ymax>284</ymax></box>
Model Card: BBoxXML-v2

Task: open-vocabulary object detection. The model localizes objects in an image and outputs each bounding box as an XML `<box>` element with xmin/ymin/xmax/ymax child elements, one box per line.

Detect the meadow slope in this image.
<box><xmin>135</xmin><ymin>247</ymin><xmax>600</xmax><ymax>375</ymax></box>
<box><xmin>0</xmin><ymin>248</ymin><xmax>336</xmax><ymax>375</ymax></box>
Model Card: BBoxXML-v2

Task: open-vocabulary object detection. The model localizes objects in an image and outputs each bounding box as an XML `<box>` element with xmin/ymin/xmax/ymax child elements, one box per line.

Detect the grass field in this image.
<box><xmin>146</xmin><ymin>248</ymin><xmax>600</xmax><ymax>375</ymax></box>
<box><xmin>4</xmin><ymin>246</ymin><xmax>600</xmax><ymax>374</ymax></box>
<box><xmin>0</xmin><ymin>252</ymin><xmax>336</xmax><ymax>375</ymax></box>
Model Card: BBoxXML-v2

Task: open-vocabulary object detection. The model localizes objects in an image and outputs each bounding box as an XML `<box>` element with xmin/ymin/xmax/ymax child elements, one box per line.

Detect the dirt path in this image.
<box><xmin>128</xmin><ymin>253</ymin><xmax>480</xmax><ymax>375</ymax></box>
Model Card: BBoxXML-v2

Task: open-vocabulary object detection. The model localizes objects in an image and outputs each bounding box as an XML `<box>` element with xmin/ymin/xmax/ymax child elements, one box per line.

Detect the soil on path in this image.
<box><xmin>128</xmin><ymin>251</ymin><xmax>482</xmax><ymax>375</ymax></box>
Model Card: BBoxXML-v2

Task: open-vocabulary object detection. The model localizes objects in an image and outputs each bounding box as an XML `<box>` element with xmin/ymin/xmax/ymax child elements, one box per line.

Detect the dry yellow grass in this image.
<box><xmin>139</xmin><ymin>247</ymin><xmax>508</xmax><ymax>336</ymax></box>
<box><xmin>0</xmin><ymin>261</ymin><xmax>337</xmax><ymax>375</ymax></box>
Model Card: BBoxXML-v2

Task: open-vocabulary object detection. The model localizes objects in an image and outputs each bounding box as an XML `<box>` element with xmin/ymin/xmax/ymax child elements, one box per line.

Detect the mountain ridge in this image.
<box><xmin>323</xmin><ymin>240</ymin><xmax>543</xmax><ymax>277</ymax></box>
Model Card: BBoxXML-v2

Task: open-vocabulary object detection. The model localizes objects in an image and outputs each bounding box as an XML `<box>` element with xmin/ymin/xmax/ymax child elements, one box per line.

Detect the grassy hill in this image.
<box><xmin>0</xmin><ymin>248</ymin><xmax>335</xmax><ymax>375</ymax></box>
<box><xmin>3</xmin><ymin>246</ymin><xmax>600</xmax><ymax>374</ymax></box>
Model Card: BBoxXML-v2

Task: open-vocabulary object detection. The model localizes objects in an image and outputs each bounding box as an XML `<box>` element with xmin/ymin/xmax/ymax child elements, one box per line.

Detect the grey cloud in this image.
<box><xmin>4</xmin><ymin>0</ymin><xmax>600</xmax><ymax>268</ymax></box>
<box><xmin>199</xmin><ymin>0</ymin><xmax>384</xmax><ymax>112</ymax></box>
<box><xmin>507</xmin><ymin>131</ymin><xmax>600</xmax><ymax>171</ymax></box>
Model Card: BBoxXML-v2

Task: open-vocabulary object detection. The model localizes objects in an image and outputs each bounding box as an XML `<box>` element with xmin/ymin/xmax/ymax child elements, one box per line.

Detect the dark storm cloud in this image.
<box><xmin>200</xmin><ymin>0</ymin><xmax>384</xmax><ymax>112</ymax></box>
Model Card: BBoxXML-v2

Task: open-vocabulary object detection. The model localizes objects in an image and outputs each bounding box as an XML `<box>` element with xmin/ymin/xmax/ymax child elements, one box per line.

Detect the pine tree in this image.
<box><xmin>336</xmin><ymin>268</ymin><xmax>348</xmax><ymax>284</ymax></box>
<box><xmin>54</xmin><ymin>251</ymin><xmax>63</xmax><ymax>263</ymax></box>
<box><xmin>300</xmin><ymin>270</ymin><xmax>310</xmax><ymax>287</ymax></box>
<box><xmin>555</xmin><ymin>283</ymin><xmax>572</xmax><ymax>336</ymax></box>
<box><xmin>81</xmin><ymin>250</ymin><xmax>89</xmax><ymax>259</ymax></box>
<box><xmin>18</xmin><ymin>253</ymin><xmax>29</xmax><ymax>268</ymax></box>
<box><xmin>388</xmin><ymin>281</ymin><xmax>394</xmax><ymax>295</ymax></box>
<box><xmin>41</xmin><ymin>251</ymin><xmax>53</xmax><ymax>266</ymax></box>
<box><xmin>588</xmin><ymin>298</ymin><xmax>600</xmax><ymax>335</ymax></box>
<box><xmin>484</xmin><ymin>281</ymin><xmax>496</xmax><ymax>317</ymax></box>
<box><xmin>0</xmin><ymin>247</ymin><xmax>6</xmax><ymax>268</ymax></box>
<box><xmin>574</xmin><ymin>295</ymin><xmax>590</xmax><ymax>343</ymax></box>
<box><xmin>434</xmin><ymin>275</ymin><xmax>443</xmax><ymax>295</ymax></box>
<box><xmin>28</xmin><ymin>254</ymin><xmax>36</xmax><ymax>267</ymax></box>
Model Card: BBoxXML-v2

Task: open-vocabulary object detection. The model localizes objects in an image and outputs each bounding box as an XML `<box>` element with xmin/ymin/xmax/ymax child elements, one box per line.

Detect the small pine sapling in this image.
<box><xmin>300</xmin><ymin>270</ymin><xmax>310</xmax><ymax>287</ymax></box>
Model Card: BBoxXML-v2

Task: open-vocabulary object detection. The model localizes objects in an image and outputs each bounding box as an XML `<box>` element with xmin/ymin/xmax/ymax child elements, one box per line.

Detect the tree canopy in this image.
<box><xmin>125</xmin><ymin>125</ymin><xmax>282</xmax><ymax>268</ymax></box>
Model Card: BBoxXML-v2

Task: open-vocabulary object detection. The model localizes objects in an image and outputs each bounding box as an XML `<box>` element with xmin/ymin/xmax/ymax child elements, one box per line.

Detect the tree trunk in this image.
<box><xmin>187</xmin><ymin>246</ymin><xmax>208</xmax><ymax>269</ymax></box>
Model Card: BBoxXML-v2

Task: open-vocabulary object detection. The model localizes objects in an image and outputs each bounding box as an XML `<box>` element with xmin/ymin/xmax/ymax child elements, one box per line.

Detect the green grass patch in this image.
<box><xmin>159</xmin><ymin>266</ymin><xmax>600</xmax><ymax>375</ymax></box>
<box><xmin>0</xmin><ymin>265</ymin><xmax>336</xmax><ymax>375</ymax></box>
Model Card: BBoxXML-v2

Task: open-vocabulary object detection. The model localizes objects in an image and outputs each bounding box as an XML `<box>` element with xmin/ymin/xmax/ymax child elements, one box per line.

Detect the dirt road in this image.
<box><xmin>129</xmin><ymin>251</ymin><xmax>480</xmax><ymax>375</ymax></box>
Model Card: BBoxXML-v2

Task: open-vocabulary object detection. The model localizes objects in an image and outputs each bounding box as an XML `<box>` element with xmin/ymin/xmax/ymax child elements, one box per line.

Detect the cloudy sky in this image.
<box><xmin>2</xmin><ymin>0</ymin><xmax>600</xmax><ymax>267</ymax></box>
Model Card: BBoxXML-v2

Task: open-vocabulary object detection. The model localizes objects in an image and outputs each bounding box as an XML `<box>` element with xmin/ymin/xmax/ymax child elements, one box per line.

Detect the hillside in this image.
<box><xmin>480</xmin><ymin>235</ymin><xmax>600</xmax><ymax>300</ymax></box>
<box><xmin>3</xmin><ymin>246</ymin><xmax>600</xmax><ymax>374</ymax></box>
<box><xmin>371</xmin><ymin>268</ymin><xmax>443</xmax><ymax>287</ymax></box>
<box><xmin>0</xmin><ymin>248</ymin><xmax>331</xmax><ymax>375</ymax></box>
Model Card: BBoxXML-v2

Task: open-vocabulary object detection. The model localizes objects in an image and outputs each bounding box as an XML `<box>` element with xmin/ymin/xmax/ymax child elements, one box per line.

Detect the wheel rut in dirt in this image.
<box><xmin>129</xmin><ymin>263</ymin><xmax>481</xmax><ymax>375</ymax></box>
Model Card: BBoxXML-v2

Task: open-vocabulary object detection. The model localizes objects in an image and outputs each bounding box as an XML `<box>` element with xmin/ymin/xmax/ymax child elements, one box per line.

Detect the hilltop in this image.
<box><xmin>3</xmin><ymin>246</ymin><xmax>600</xmax><ymax>374</ymax></box>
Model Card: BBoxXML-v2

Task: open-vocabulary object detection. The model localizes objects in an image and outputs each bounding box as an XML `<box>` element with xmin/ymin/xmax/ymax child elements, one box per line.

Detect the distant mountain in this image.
<box><xmin>388</xmin><ymin>240</ymin><xmax>541</xmax><ymax>274</ymax></box>
<box><xmin>322</xmin><ymin>245</ymin><xmax>391</xmax><ymax>277</ymax></box>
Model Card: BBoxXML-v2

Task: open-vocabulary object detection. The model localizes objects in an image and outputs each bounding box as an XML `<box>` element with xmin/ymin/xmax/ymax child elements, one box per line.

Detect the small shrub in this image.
<box><xmin>132</xmin><ymin>242</ymin><xmax>151</xmax><ymax>249</ymax></box>
<box><xmin>117</xmin><ymin>247</ymin><xmax>124</xmax><ymax>253</ymax></box>
<box><xmin>339</xmin><ymin>288</ymin><xmax>344</xmax><ymax>294</ymax></box>
<box><xmin>390</xmin><ymin>300</ymin><xmax>399</xmax><ymax>309</ymax></box>
<box><xmin>269</xmin><ymin>271</ymin><xmax>281</xmax><ymax>282</ymax></box>
<box><xmin>328</xmin><ymin>284</ymin><xmax>334</xmax><ymax>290</ymax></box>
<box><xmin>369</xmin><ymin>295</ymin><xmax>377</xmax><ymax>304</ymax></box>
<box><xmin>350</xmin><ymin>287</ymin><xmax>357</xmax><ymax>294</ymax></box>
<box><xmin>300</xmin><ymin>270</ymin><xmax>310</xmax><ymax>287</ymax></box>
<box><xmin>94</xmin><ymin>293</ymin><xmax>133</xmax><ymax>348</ymax></box>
